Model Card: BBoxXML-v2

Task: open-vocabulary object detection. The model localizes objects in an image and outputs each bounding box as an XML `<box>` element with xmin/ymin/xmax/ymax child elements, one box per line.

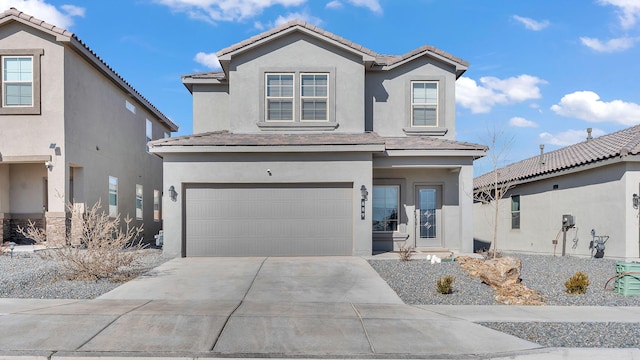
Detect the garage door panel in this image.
<box><xmin>185</xmin><ymin>184</ymin><xmax>353</xmax><ymax>256</ymax></box>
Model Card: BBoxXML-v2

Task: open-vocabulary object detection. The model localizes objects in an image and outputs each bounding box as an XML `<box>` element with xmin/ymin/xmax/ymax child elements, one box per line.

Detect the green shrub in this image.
<box><xmin>565</xmin><ymin>271</ymin><xmax>590</xmax><ymax>294</ymax></box>
<box><xmin>436</xmin><ymin>275</ymin><xmax>455</xmax><ymax>294</ymax></box>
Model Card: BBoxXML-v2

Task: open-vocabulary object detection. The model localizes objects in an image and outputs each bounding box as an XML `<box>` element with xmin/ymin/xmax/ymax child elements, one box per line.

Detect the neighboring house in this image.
<box><xmin>473</xmin><ymin>126</ymin><xmax>640</xmax><ymax>260</ymax></box>
<box><xmin>150</xmin><ymin>21</ymin><xmax>486</xmax><ymax>257</ymax></box>
<box><xmin>0</xmin><ymin>8</ymin><xmax>178</xmax><ymax>244</ymax></box>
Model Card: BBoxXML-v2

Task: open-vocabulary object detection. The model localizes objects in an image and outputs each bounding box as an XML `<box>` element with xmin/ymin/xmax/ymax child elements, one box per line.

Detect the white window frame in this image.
<box><xmin>0</xmin><ymin>49</ymin><xmax>42</xmax><ymax>115</ymax></box>
<box><xmin>411</xmin><ymin>81</ymin><xmax>438</xmax><ymax>127</ymax></box>
<box><xmin>109</xmin><ymin>176</ymin><xmax>118</xmax><ymax>218</ymax></box>
<box><xmin>265</xmin><ymin>73</ymin><xmax>294</xmax><ymax>122</ymax></box>
<box><xmin>125</xmin><ymin>100</ymin><xmax>136</xmax><ymax>114</ymax></box>
<box><xmin>136</xmin><ymin>184</ymin><xmax>143</xmax><ymax>220</ymax></box>
<box><xmin>146</xmin><ymin>119</ymin><xmax>152</xmax><ymax>152</ymax></box>
<box><xmin>300</xmin><ymin>73</ymin><xmax>328</xmax><ymax>121</ymax></box>
<box><xmin>153</xmin><ymin>189</ymin><xmax>161</xmax><ymax>222</ymax></box>
<box><xmin>2</xmin><ymin>56</ymin><xmax>33</xmax><ymax>108</ymax></box>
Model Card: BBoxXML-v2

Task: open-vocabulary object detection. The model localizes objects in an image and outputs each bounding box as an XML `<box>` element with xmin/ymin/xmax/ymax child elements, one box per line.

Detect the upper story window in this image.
<box><xmin>262</xmin><ymin>71</ymin><xmax>333</xmax><ymax>128</ymax></box>
<box><xmin>146</xmin><ymin>119</ymin><xmax>152</xmax><ymax>152</ymax></box>
<box><xmin>411</xmin><ymin>81</ymin><xmax>438</xmax><ymax>127</ymax></box>
<box><xmin>266</xmin><ymin>73</ymin><xmax>293</xmax><ymax>121</ymax></box>
<box><xmin>0</xmin><ymin>49</ymin><xmax>43</xmax><ymax>115</ymax></box>
<box><xmin>125</xmin><ymin>100</ymin><xmax>136</xmax><ymax>113</ymax></box>
<box><xmin>300</xmin><ymin>74</ymin><xmax>328</xmax><ymax>121</ymax></box>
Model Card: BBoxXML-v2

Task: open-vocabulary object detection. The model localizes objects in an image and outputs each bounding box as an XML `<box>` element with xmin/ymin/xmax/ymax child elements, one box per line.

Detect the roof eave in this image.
<box><xmin>150</xmin><ymin>144</ymin><xmax>386</xmax><ymax>153</ymax></box>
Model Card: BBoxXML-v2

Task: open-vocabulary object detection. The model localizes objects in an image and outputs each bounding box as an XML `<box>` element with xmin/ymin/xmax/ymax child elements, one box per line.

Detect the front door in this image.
<box><xmin>415</xmin><ymin>185</ymin><xmax>442</xmax><ymax>248</ymax></box>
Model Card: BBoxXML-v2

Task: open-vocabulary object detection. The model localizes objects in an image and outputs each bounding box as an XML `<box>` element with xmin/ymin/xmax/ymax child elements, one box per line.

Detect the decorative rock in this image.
<box><xmin>458</xmin><ymin>256</ymin><xmax>522</xmax><ymax>289</ymax></box>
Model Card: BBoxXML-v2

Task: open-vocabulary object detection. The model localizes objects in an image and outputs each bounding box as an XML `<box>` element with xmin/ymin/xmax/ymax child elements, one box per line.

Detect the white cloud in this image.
<box><xmin>598</xmin><ymin>0</ymin><xmax>640</xmax><ymax>29</ymax></box>
<box><xmin>194</xmin><ymin>52</ymin><xmax>221</xmax><ymax>69</ymax></box>
<box><xmin>326</xmin><ymin>0</ymin><xmax>343</xmax><ymax>9</ymax></box>
<box><xmin>456</xmin><ymin>75</ymin><xmax>547</xmax><ymax>114</ymax></box>
<box><xmin>580</xmin><ymin>36</ymin><xmax>636</xmax><ymax>52</ymax></box>
<box><xmin>344</xmin><ymin>0</ymin><xmax>381</xmax><ymax>13</ymax></box>
<box><xmin>539</xmin><ymin>128</ymin><xmax>606</xmax><ymax>146</ymax></box>
<box><xmin>509</xmin><ymin>117</ymin><xmax>538</xmax><ymax>128</ymax></box>
<box><xmin>154</xmin><ymin>0</ymin><xmax>306</xmax><ymax>23</ymax></box>
<box><xmin>0</xmin><ymin>0</ymin><xmax>84</xmax><ymax>28</ymax></box>
<box><xmin>551</xmin><ymin>90</ymin><xmax>640</xmax><ymax>126</ymax></box>
<box><xmin>512</xmin><ymin>15</ymin><xmax>549</xmax><ymax>31</ymax></box>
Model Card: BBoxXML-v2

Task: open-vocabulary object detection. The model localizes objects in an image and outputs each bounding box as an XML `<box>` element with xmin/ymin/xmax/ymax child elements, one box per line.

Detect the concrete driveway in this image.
<box><xmin>0</xmin><ymin>256</ymin><xmax>543</xmax><ymax>358</ymax></box>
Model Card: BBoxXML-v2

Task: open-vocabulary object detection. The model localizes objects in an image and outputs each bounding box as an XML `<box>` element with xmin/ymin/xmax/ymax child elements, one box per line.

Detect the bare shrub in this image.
<box><xmin>16</xmin><ymin>220</ymin><xmax>47</xmax><ymax>244</ymax></box>
<box><xmin>19</xmin><ymin>199</ymin><xmax>147</xmax><ymax>281</ymax></box>
<box><xmin>397</xmin><ymin>243</ymin><xmax>414</xmax><ymax>261</ymax></box>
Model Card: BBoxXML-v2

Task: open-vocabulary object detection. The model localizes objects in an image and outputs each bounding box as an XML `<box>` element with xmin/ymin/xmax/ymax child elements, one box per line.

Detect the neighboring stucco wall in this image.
<box><xmin>226</xmin><ymin>33</ymin><xmax>365</xmax><ymax>133</ymax></box>
<box><xmin>473</xmin><ymin>161</ymin><xmax>640</xmax><ymax>259</ymax></box>
<box><xmin>373</xmin><ymin>158</ymin><xmax>475</xmax><ymax>253</ymax></box>
<box><xmin>366</xmin><ymin>57</ymin><xmax>458</xmax><ymax>139</ymax></box>
<box><xmin>192</xmin><ymin>84</ymin><xmax>229</xmax><ymax>133</ymax></box>
<box><xmin>161</xmin><ymin>151</ymin><xmax>374</xmax><ymax>258</ymax></box>
<box><xmin>63</xmin><ymin>48</ymin><xmax>170</xmax><ymax>242</ymax></box>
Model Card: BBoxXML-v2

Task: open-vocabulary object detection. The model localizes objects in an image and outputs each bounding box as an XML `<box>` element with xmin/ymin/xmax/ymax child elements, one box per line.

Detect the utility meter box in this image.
<box><xmin>562</xmin><ymin>214</ymin><xmax>575</xmax><ymax>228</ymax></box>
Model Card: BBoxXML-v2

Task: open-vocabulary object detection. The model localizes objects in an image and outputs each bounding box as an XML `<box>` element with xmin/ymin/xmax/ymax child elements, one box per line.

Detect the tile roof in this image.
<box><xmin>150</xmin><ymin>131</ymin><xmax>487</xmax><ymax>155</ymax></box>
<box><xmin>0</xmin><ymin>8</ymin><xmax>178</xmax><ymax>131</ymax></box>
<box><xmin>150</xmin><ymin>131</ymin><xmax>386</xmax><ymax>147</ymax></box>
<box><xmin>209</xmin><ymin>19</ymin><xmax>467</xmax><ymax>72</ymax></box>
<box><xmin>384</xmin><ymin>137</ymin><xmax>488</xmax><ymax>152</ymax></box>
<box><xmin>474</xmin><ymin>125</ymin><xmax>640</xmax><ymax>189</ymax></box>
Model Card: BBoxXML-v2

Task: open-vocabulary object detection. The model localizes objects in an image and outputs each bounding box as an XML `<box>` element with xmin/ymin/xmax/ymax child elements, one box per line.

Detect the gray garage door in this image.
<box><xmin>185</xmin><ymin>183</ymin><xmax>353</xmax><ymax>256</ymax></box>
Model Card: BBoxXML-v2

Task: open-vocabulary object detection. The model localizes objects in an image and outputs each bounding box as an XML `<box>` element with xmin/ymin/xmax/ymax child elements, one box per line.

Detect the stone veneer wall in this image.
<box><xmin>45</xmin><ymin>212</ymin><xmax>68</xmax><ymax>246</ymax></box>
<box><xmin>0</xmin><ymin>213</ymin><xmax>8</xmax><ymax>243</ymax></box>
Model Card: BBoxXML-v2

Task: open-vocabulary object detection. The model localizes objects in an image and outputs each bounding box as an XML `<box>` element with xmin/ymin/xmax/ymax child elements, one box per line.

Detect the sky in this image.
<box><xmin>3</xmin><ymin>0</ymin><xmax>640</xmax><ymax>175</ymax></box>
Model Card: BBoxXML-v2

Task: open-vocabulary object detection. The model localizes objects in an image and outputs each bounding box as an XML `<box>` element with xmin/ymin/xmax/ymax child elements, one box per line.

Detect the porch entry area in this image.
<box><xmin>0</xmin><ymin>163</ymin><xmax>47</xmax><ymax>243</ymax></box>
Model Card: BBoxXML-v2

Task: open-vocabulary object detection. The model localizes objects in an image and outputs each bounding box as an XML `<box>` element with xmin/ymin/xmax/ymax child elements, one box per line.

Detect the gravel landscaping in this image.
<box><xmin>2</xmin><ymin>249</ymin><xmax>639</xmax><ymax>348</ymax></box>
<box><xmin>369</xmin><ymin>253</ymin><xmax>640</xmax><ymax>348</ymax></box>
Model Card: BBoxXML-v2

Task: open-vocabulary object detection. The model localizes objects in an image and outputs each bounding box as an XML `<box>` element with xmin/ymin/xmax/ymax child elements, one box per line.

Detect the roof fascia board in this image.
<box><xmin>65</xmin><ymin>37</ymin><xmax>179</xmax><ymax>132</ymax></box>
<box><xmin>181</xmin><ymin>77</ymin><xmax>227</xmax><ymax>94</ymax></box>
<box><xmin>218</xmin><ymin>26</ymin><xmax>376</xmax><ymax>63</ymax></box>
<box><xmin>380</xmin><ymin>50</ymin><xmax>468</xmax><ymax>77</ymax></box>
<box><xmin>150</xmin><ymin>144</ymin><xmax>385</xmax><ymax>153</ymax></box>
<box><xmin>0</xmin><ymin>16</ymin><xmax>71</xmax><ymax>41</ymax></box>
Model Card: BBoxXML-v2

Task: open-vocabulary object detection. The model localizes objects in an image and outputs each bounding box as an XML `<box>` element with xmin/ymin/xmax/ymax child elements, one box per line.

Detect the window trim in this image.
<box><xmin>300</xmin><ymin>73</ymin><xmax>329</xmax><ymax>122</ymax></box>
<box><xmin>136</xmin><ymin>184</ymin><xmax>143</xmax><ymax>220</ymax></box>
<box><xmin>411</xmin><ymin>80</ymin><xmax>438</xmax><ymax>127</ymax></box>
<box><xmin>403</xmin><ymin>76</ymin><xmax>447</xmax><ymax>136</ymax></box>
<box><xmin>511</xmin><ymin>195</ymin><xmax>520</xmax><ymax>230</ymax></box>
<box><xmin>109</xmin><ymin>176</ymin><xmax>118</xmax><ymax>218</ymax></box>
<box><xmin>258</xmin><ymin>67</ymin><xmax>336</xmax><ymax>130</ymax></box>
<box><xmin>0</xmin><ymin>49</ymin><xmax>43</xmax><ymax>115</ymax></box>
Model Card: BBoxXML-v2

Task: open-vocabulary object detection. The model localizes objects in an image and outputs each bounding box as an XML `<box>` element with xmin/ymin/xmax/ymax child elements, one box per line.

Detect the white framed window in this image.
<box><xmin>164</xmin><ymin>131</ymin><xmax>170</xmax><ymax>139</ymax></box>
<box><xmin>265</xmin><ymin>73</ymin><xmax>294</xmax><ymax>121</ymax></box>
<box><xmin>136</xmin><ymin>184</ymin><xmax>143</xmax><ymax>220</ymax></box>
<box><xmin>411</xmin><ymin>81</ymin><xmax>438</xmax><ymax>127</ymax></box>
<box><xmin>300</xmin><ymin>73</ymin><xmax>328</xmax><ymax>121</ymax></box>
<box><xmin>109</xmin><ymin>176</ymin><xmax>118</xmax><ymax>218</ymax></box>
<box><xmin>125</xmin><ymin>100</ymin><xmax>136</xmax><ymax>114</ymax></box>
<box><xmin>511</xmin><ymin>195</ymin><xmax>520</xmax><ymax>229</ymax></box>
<box><xmin>372</xmin><ymin>185</ymin><xmax>400</xmax><ymax>232</ymax></box>
<box><xmin>153</xmin><ymin>189</ymin><xmax>160</xmax><ymax>222</ymax></box>
<box><xmin>2</xmin><ymin>56</ymin><xmax>33</xmax><ymax>107</ymax></box>
<box><xmin>146</xmin><ymin>119</ymin><xmax>152</xmax><ymax>152</ymax></box>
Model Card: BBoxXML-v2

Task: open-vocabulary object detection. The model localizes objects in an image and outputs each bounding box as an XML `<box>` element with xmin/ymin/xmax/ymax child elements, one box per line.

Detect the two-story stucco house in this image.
<box><xmin>0</xmin><ymin>8</ymin><xmax>178</xmax><ymax>244</ymax></box>
<box><xmin>150</xmin><ymin>21</ymin><xmax>486</xmax><ymax>257</ymax></box>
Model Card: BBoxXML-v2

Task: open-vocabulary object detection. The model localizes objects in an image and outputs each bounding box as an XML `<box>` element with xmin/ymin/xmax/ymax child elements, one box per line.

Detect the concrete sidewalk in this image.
<box><xmin>0</xmin><ymin>256</ymin><xmax>638</xmax><ymax>359</ymax></box>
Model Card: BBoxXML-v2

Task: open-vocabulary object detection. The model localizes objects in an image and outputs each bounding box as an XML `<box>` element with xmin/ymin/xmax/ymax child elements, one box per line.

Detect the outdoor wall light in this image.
<box><xmin>168</xmin><ymin>185</ymin><xmax>178</xmax><ymax>202</ymax></box>
<box><xmin>633</xmin><ymin>193</ymin><xmax>639</xmax><ymax>209</ymax></box>
<box><xmin>360</xmin><ymin>185</ymin><xmax>368</xmax><ymax>220</ymax></box>
<box><xmin>44</xmin><ymin>160</ymin><xmax>53</xmax><ymax>171</ymax></box>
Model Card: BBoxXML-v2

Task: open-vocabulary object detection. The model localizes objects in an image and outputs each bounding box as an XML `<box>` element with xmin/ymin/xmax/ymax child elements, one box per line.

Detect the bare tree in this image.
<box><xmin>473</xmin><ymin>127</ymin><xmax>515</xmax><ymax>259</ymax></box>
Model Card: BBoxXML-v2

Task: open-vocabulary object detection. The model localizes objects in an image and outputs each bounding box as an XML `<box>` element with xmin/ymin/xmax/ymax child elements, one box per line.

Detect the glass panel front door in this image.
<box><xmin>416</xmin><ymin>186</ymin><xmax>442</xmax><ymax>247</ymax></box>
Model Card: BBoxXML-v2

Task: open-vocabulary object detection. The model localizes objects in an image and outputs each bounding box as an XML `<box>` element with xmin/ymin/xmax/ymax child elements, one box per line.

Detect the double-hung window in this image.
<box><xmin>411</xmin><ymin>81</ymin><xmax>438</xmax><ymax>127</ymax></box>
<box><xmin>300</xmin><ymin>74</ymin><xmax>328</xmax><ymax>121</ymax></box>
<box><xmin>0</xmin><ymin>49</ymin><xmax>42</xmax><ymax>115</ymax></box>
<box><xmin>266</xmin><ymin>74</ymin><xmax>294</xmax><ymax>121</ymax></box>
<box><xmin>372</xmin><ymin>185</ymin><xmax>400</xmax><ymax>232</ymax></box>
<box><xmin>3</xmin><ymin>56</ymin><xmax>32</xmax><ymax>107</ymax></box>
<box><xmin>153</xmin><ymin>189</ymin><xmax>161</xmax><ymax>222</ymax></box>
<box><xmin>146</xmin><ymin>119</ymin><xmax>153</xmax><ymax>152</ymax></box>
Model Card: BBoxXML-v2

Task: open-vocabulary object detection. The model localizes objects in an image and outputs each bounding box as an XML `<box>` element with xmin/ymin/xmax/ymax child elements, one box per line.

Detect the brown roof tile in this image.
<box><xmin>474</xmin><ymin>125</ymin><xmax>640</xmax><ymax>188</ymax></box>
<box><xmin>215</xmin><ymin>20</ymin><xmax>467</xmax><ymax>68</ymax></box>
<box><xmin>150</xmin><ymin>131</ymin><xmax>385</xmax><ymax>147</ymax></box>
